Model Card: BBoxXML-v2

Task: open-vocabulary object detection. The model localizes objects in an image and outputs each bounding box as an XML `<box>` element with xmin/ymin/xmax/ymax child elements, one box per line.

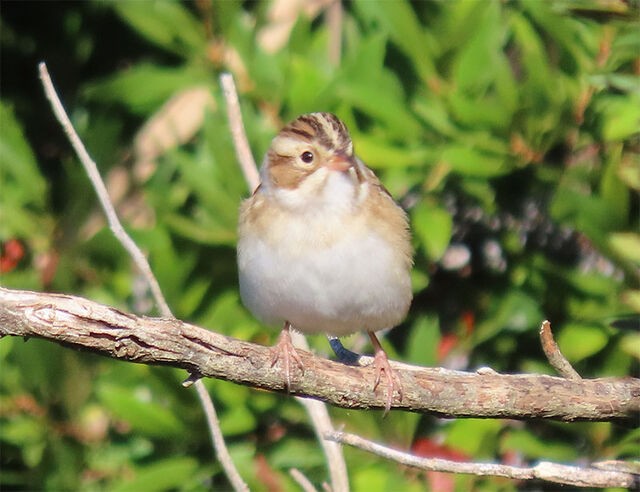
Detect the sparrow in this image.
<box><xmin>237</xmin><ymin>112</ymin><xmax>413</xmax><ymax>412</ymax></box>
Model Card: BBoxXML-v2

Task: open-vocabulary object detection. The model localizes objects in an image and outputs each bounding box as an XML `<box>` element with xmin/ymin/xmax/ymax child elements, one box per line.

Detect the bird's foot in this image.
<box><xmin>271</xmin><ymin>322</ymin><xmax>304</xmax><ymax>392</ymax></box>
<box><xmin>369</xmin><ymin>332</ymin><xmax>403</xmax><ymax>416</ymax></box>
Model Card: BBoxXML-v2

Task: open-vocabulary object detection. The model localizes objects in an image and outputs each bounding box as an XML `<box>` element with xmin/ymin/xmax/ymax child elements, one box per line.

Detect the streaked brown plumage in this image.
<box><xmin>237</xmin><ymin>112</ymin><xmax>413</xmax><ymax>413</ymax></box>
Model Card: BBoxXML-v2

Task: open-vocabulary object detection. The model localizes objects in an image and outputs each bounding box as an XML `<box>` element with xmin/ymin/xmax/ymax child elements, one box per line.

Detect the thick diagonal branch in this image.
<box><xmin>1</xmin><ymin>287</ymin><xmax>638</xmax><ymax>422</ymax></box>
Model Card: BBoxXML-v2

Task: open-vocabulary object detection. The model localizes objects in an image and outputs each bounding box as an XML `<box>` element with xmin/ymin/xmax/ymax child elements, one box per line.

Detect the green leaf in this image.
<box><xmin>219</xmin><ymin>405</ymin><xmax>257</xmax><ymax>436</ymax></box>
<box><xmin>550</xmin><ymin>185</ymin><xmax>621</xmax><ymax>241</ymax></box>
<box><xmin>352</xmin><ymin>134</ymin><xmax>435</xmax><ymax>169</ymax></box>
<box><xmin>269</xmin><ymin>439</ymin><xmax>325</xmax><ymax>469</ymax></box>
<box><xmin>590</xmin><ymin>73</ymin><xmax>640</xmax><ymax>96</ymax></box>
<box><xmin>354</xmin><ymin>0</ymin><xmax>436</xmax><ymax>81</ymax></box>
<box><xmin>556</xmin><ymin>323</ymin><xmax>608</xmax><ymax>363</ymax></box>
<box><xmin>202</xmin><ymin>291</ymin><xmax>260</xmax><ymax>340</ymax></box>
<box><xmin>567</xmin><ymin>272</ymin><xmax>619</xmax><ymax>297</ymax></box>
<box><xmin>622</xmin><ymin>290</ymin><xmax>640</xmax><ymax>313</ymax></box>
<box><xmin>617</xmin><ymin>154</ymin><xmax>640</xmax><ymax>190</ymax></box>
<box><xmin>112</xmin><ymin>457</ymin><xmax>199</xmax><ymax>492</ymax></box>
<box><xmin>112</xmin><ymin>1</ymin><xmax>206</xmax><ymax>57</ymax></box>
<box><xmin>287</xmin><ymin>56</ymin><xmax>332</xmax><ymax>114</ymax></box>
<box><xmin>448</xmin><ymin>91</ymin><xmax>512</xmax><ymax>131</ymax></box>
<box><xmin>609</xmin><ymin>232</ymin><xmax>640</xmax><ymax>265</ymax></box>
<box><xmin>340</xmin><ymin>32</ymin><xmax>388</xmax><ymax>82</ymax></box>
<box><xmin>0</xmin><ymin>415</ymin><xmax>45</xmax><ymax>447</ymax></box>
<box><xmin>501</xmin><ymin>429</ymin><xmax>577</xmax><ymax>461</ymax></box>
<box><xmin>84</xmin><ymin>64</ymin><xmax>208</xmax><ymax>115</ymax></box>
<box><xmin>595</xmin><ymin>95</ymin><xmax>640</xmax><ymax>142</ymax></box>
<box><xmin>97</xmin><ymin>384</ymin><xmax>185</xmax><ymax>437</ymax></box>
<box><xmin>335</xmin><ymin>76</ymin><xmax>421</xmax><ymax>139</ymax></box>
<box><xmin>509</xmin><ymin>12</ymin><xmax>556</xmax><ymax>102</ymax></box>
<box><xmin>441</xmin><ymin>146</ymin><xmax>509</xmax><ymax>177</ymax></box>
<box><xmin>0</xmin><ymin>102</ymin><xmax>49</xmax><ymax>239</ymax></box>
<box><xmin>620</xmin><ymin>333</ymin><xmax>640</xmax><ymax>359</ymax></box>
<box><xmin>164</xmin><ymin>212</ymin><xmax>236</xmax><ymax>246</ymax></box>
<box><xmin>412</xmin><ymin>203</ymin><xmax>453</xmax><ymax>261</ymax></box>
<box><xmin>353</xmin><ymin>465</ymin><xmax>422</xmax><ymax>492</ymax></box>
<box><xmin>411</xmin><ymin>268</ymin><xmax>430</xmax><ymax>293</ymax></box>
<box><xmin>474</xmin><ymin>290</ymin><xmax>543</xmax><ymax>345</ymax></box>
<box><xmin>0</xmin><ymin>102</ymin><xmax>45</xmax><ymax>204</ymax></box>
<box><xmin>414</xmin><ymin>92</ymin><xmax>460</xmax><ymax>137</ymax></box>
<box><xmin>445</xmin><ymin>419</ymin><xmax>502</xmax><ymax>458</ymax></box>
<box><xmin>406</xmin><ymin>316</ymin><xmax>439</xmax><ymax>367</ymax></box>
<box><xmin>176</xmin><ymin>278</ymin><xmax>210</xmax><ymax>317</ymax></box>
<box><xmin>453</xmin><ymin>0</ymin><xmax>503</xmax><ymax>93</ymax></box>
<box><xmin>600</xmin><ymin>144</ymin><xmax>629</xmax><ymax>225</ymax></box>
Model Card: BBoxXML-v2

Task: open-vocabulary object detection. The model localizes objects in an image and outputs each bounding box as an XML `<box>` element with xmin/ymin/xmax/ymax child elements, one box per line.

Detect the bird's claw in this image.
<box><xmin>271</xmin><ymin>323</ymin><xmax>304</xmax><ymax>392</ymax></box>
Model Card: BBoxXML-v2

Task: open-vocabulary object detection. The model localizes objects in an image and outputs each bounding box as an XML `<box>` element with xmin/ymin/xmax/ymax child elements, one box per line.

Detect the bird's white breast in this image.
<box><xmin>238</xmin><ymin>174</ymin><xmax>411</xmax><ymax>336</ymax></box>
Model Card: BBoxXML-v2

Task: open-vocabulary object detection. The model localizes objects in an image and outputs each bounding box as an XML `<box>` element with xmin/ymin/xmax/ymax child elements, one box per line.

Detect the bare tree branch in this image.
<box><xmin>38</xmin><ymin>62</ymin><xmax>172</xmax><ymax>319</ymax></box>
<box><xmin>38</xmin><ymin>62</ymin><xmax>248</xmax><ymax>492</ymax></box>
<box><xmin>2</xmin><ymin>286</ymin><xmax>638</xmax><ymax>422</ymax></box>
<box><xmin>289</xmin><ymin>468</ymin><xmax>318</xmax><ymax>492</ymax></box>
<box><xmin>324</xmin><ymin>430</ymin><xmax>639</xmax><ymax>489</ymax></box>
<box><xmin>326</xmin><ymin>0</ymin><xmax>342</xmax><ymax>66</ymax></box>
<box><xmin>220</xmin><ymin>73</ymin><xmax>260</xmax><ymax>192</ymax></box>
<box><xmin>540</xmin><ymin>320</ymin><xmax>582</xmax><ymax>380</ymax></box>
<box><xmin>194</xmin><ymin>379</ymin><xmax>249</xmax><ymax>492</ymax></box>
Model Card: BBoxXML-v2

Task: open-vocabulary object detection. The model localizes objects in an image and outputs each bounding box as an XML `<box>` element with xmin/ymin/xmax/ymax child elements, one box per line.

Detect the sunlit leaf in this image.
<box><xmin>556</xmin><ymin>323</ymin><xmax>608</xmax><ymax>362</ymax></box>
<box><xmin>84</xmin><ymin>64</ymin><xmax>209</xmax><ymax>115</ymax></box>
<box><xmin>445</xmin><ymin>419</ymin><xmax>502</xmax><ymax>458</ymax></box>
<box><xmin>97</xmin><ymin>384</ymin><xmax>185</xmax><ymax>437</ymax></box>
<box><xmin>219</xmin><ymin>405</ymin><xmax>257</xmax><ymax>436</ymax></box>
<box><xmin>453</xmin><ymin>0</ymin><xmax>503</xmax><ymax>93</ymax></box>
<box><xmin>412</xmin><ymin>203</ymin><xmax>453</xmax><ymax>261</ymax></box>
<box><xmin>406</xmin><ymin>316</ymin><xmax>440</xmax><ymax>367</ymax></box>
<box><xmin>621</xmin><ymin>290</ymin><xmax>640</xmax><ymax>313</ymax></box>
<box><xmin>0</xmin><ymin>103</ymin><xmax>46</xmax><ymax>205</ymax></box>
<box><xmin>441</xmin><ymin>145</ymin><xmax>509</xmax><ymax>177</ymax></box>
<box><xmin>596</xmin><ymin>95</ymin><xmax>640</xmax><ymax>141</ymax></box>
<box><xmin>620</xmin><ymin>333</ymin><xmax>640</xmax><ymax>359</ymax></box>
<box><xmin>269</xmin><ymin>439</ymin><xmax>325</xmax><ymax>469</ymax></box>
<box><xmin>609</xmin><ymin>232</ymin><xmax>640</xmax><ymax>265</ymax></box>
<box><xmin>112</xmin><ymin>1</ymin><xmax>206</xmax><ymax>57</ymax></box>
<box><xmin>353</xmin><ymin>0</ymin><xmax>436</xmax><ymax>81</ymax></box>
<box><xmin>112</xmin><ymin>457</ymin><xmax>199</xmax><ymax>492</ymax></box>
<box><xmin>501</xmin><ymin>429</ymin><xmax>577</xmax><ymax>461</ymax></box>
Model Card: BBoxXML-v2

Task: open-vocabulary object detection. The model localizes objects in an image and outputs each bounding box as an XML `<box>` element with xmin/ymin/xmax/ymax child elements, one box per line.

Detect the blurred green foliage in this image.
<box><xmin>1</xmin><ymin>1</ymin><xmax>638</xmax><ymax>490</ymax></box>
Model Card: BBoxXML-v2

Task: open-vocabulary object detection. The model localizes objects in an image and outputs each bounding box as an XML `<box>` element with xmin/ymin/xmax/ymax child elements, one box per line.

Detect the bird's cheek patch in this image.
<box><xmin>268</xmin><ymin>161</ymin><xmax>307</xmax><ymax>190</ymax></box>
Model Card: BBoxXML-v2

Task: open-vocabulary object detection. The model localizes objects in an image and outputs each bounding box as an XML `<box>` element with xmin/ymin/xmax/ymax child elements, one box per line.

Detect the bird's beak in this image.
<box><xmin>326</xmin><ymin>151</ymin><xmax>355</xmax><ymax>172</ymax></box>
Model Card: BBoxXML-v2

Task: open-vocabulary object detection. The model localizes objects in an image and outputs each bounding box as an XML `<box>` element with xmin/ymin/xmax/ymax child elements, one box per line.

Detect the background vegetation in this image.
<box><xmin>1</xmin><ymin>1</ymin><xmax>638</xmax><ymax>490</ymax></box>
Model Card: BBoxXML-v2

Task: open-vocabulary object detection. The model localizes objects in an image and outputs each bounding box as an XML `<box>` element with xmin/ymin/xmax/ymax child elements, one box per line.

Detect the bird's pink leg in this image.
<box><xmin>368</xmin><ymin>331</ymin><xmax>403</xmax><ymax>415</ymax></box>
<box><xmin>271</xmin><ymin>321</ymin><xmax>304</xmax><ymax>391</ymax></box>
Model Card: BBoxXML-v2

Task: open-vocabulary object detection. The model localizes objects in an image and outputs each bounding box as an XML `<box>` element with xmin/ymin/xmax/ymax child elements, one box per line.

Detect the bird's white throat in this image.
<box><xmin>265</xmin><ymin>166</ymin><xmax>367</xmax><ymax>215</ymax></box>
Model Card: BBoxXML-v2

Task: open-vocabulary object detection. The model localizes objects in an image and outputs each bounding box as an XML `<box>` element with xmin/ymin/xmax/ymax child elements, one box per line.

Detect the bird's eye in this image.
<box><xmin>300</xmin><ymin>151</ymin><xmax>314</xmax><ymax>164</ymax></box>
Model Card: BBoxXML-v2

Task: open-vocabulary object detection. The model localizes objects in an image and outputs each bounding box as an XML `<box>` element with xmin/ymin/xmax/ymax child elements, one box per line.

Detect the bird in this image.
<box><xmin>237</xmin><ymin>112</ymin><xmax>413</xmax><ymax>412</ymax></box>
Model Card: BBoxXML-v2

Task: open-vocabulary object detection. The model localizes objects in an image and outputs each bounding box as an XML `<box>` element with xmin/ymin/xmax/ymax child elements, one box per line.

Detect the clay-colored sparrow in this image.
<box><xmin>237</xmin><ymin>112</ymin><xmax>412</xmax><ymax>412</ymax></box>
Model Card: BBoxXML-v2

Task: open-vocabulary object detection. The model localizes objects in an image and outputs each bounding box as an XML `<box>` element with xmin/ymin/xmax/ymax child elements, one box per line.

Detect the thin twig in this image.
<box><xmin>220</xmin><ymin>72</ymin><xmax>350</xmax><ymax>492</ymax></box>
<box><xmin>289</xmin><ymin>468</ymin><xmax>319</xmax><ymax>492</ymax></box>
<box><xmin>292</xmin><ymin>333</ymin><xmax>350</xmax><ymax>492</ymax></box>
<box><xmin>326</xmin><ymin>0</ymin><xmax>342</xmax><ymax>66</ymax></box>
<box><xmin>540</xmin><ymin>320</ymin><xmax>582</xmax><ymax>380</ymax></box>
<box><xmin>219</xmin><ymin>73</ymin><xmax>260</xmax><ymax>192</ymax></box>
<box><xmin>325</xmin><ymin>431</ymin><xmax>638</xmax><ymax>489</ymax></box>
<box><xmin>38</xmin><ymin>62</ymin><xmax>172</xmax><ymax>319</ymax></box>
<box><xmin>195</xmin><ymin>381</ymin><xmax>249</xmax><ymax>492</ymax></box>
<box><xmin>39</xmin><ymin>62</ymin><xmax>248</xmax><ymax>492</ymax></box>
